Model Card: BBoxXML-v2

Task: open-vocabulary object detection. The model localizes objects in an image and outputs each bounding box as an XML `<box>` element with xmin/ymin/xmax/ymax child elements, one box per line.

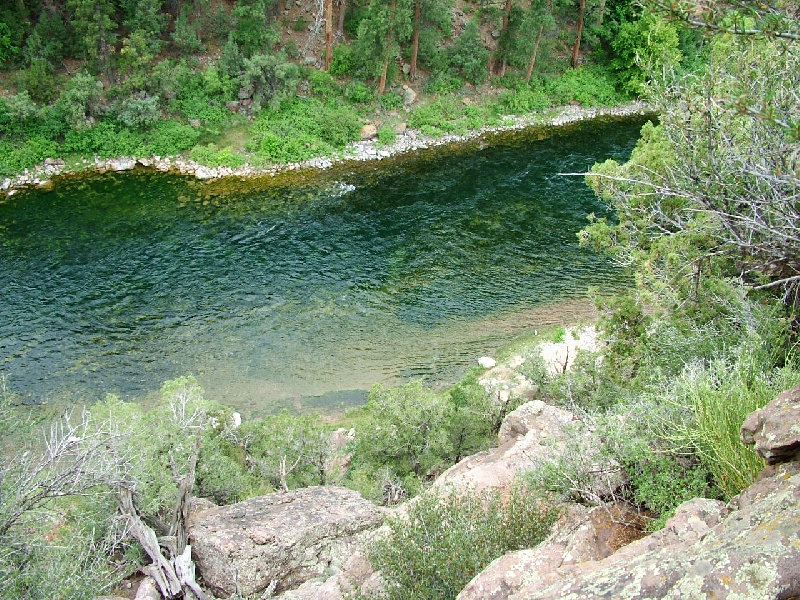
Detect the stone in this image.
<box><xmin>133</xmin><ymin>576</ymin><xmax>161</xmax><ymax>600</ymax></box>
<box><xmin>188</xmin><ymin>486</ymin><xmax>383</xmax><ymax>597</ymax></box>
<box><xmin>360</xmin><ymin>124</ymin><xmax>378</xmax><ymax>140</ymax></box>
<box><xmin>393</xmin><ymin>122</ymin><xmax>407</xmax><ymax>135</ymax></box>
<box><xmin>458</xmin><ymin>503</ymin><xmax>646</xmax><ymax>600</ymax></box>
<box><xmin>431</xmin><ymin>400</ymin><xmax>578</xmax><ymax>494</ymax></box>
<box><xmin>109</xmin><ymin>158</ymin><xmax>136</xmax><ymax>171</ymax></box>
<box><xmin>402</xmin><ymin>85</ymin><xmax>418</xmax><ymax>106</ymax></box>
<box><xmin>194</xmin><ymin>166</ymin><xmax>216</xmax><ymax>180</ymax></box>
<box><xmin>502</xmin><ymin>484</ymin><xmax>800</xmax><ymax>599</ymax></box>
<box><xmin>478</xmin><ymin>356</ymin><xmax>497</xmax><ymax>368</ymax></box>
<box><xmin>498</xmin><ymin>400</ymin><xmax>573</xmax><ymax>445</ymax></box>
<box><xmin>740</xmin><ymin>383</ymin><xmax>800</xmax><ymax>464</ymax></box>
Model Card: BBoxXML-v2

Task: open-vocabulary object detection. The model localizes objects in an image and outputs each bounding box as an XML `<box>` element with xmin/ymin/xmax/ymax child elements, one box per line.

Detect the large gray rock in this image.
<box><xmin>505</xmin><ymin>474</ymin><xmax>798</xmax><ymax>599</ymax></box>
<box><xmin>431</xmin><ymin>400</ymin><xmax>578</xmax><ymax>494</ymax></box>
<box><xmin>468</xmin><ymin>385</ymin><xmax>800</xmax><ymax>599</ymax></box>
<box><xmin>740</xmin><ymin>383</ymin><xmax>800</xmax><ymax>464</ymax></box>
<box><xmin>188</xmin><ymin>486</ymin><xmax>383</xmax><ymax>597</ymax></box>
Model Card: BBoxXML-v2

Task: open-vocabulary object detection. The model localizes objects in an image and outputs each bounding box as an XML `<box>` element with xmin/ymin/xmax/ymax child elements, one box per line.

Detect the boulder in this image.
<box><xmin>402</xmin><ymin>85</ymin><xmax>418</xmax><ymax>105</ymax></box>
<box><xmin>360</xmin><ymin>124</ymin><xmax>378</xmax><ymax>140</ymax></box>
<box><xmin>431</xmin><ymin>400</ymin><xmax>579</xmax><ymax>494</ymax></box>
<box><xmin>465</xmin><ymin>386</ymin><xmax>800</xmax><ymax>599</ymax></box>
<box><xmin>458</xmin><ymin>503</ymin><xmax>647</xmax><ymax>600</ymax></box>
<box><xmin>189</xmin><ymin>486</ymin><xmax>384</xmax><ymax>597</ymax></box>
<box><xmin>505</xmin><ymin>484</ymin><xmax>797</xmax><ymax>599</ymax></box>
<box><xmin>740</xmin><ymin>383</ymin><xmax>800</xmax><ymax>464</ymax></box>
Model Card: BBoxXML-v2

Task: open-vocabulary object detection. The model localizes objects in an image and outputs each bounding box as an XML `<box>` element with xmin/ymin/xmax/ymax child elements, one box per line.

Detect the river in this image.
<box><xmin>0</xmin><ymin>116</ymin><xmax>647</xmax><ymax>415</ymax></box>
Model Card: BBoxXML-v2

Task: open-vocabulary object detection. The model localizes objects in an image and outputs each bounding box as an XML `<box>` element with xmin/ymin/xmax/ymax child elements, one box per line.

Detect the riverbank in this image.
<box><xmin>1</xmin><ymin>101</ymin><xmax>653</xmax><ymax>197</ymax></box>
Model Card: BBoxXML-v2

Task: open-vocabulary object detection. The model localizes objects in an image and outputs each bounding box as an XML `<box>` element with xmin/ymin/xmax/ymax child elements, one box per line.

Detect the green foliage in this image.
<box><xmin>376</xmin><ymin>124</ymin><xmax>397</xmax><ymax>146</ymax></box>
<box><xmin>56</xmin><ymin>71</ymin><xmax>104</xmax><ymax>131</ymax></box>
<box><xmin>368</xmin><ymin>483</ymin><xmax>560</xmax><ymax>600</ymax></box>
<box><xmin>596</xmin><ymin>294</ymin><xmax>651</xmax><ymax>382</ymax></box>
<box><xmin>546</xmin><ymin>66</ymin><xmax>624</xmax><ymax>106</ymax></box>
<box><xmin>447</xmin><ymin>21</ymin><xmax>489</xmax><ymax>85</ymax></box>
<box><xmin>238</xmin><ymin>411</ymin><xmax>332</xmax><ymax>491</ymax></box>
<box><xmin>172</xmin><ymin>3</ymin><xmax>204</xmax><ymax>54</ymax></box>
<box><xmin>231</xmin><ymin>0</ymin><xmax>278</xmax><ymax>57</ymax></box>
<box><xmin>143</xmin><ymin>120</ymin><xmax>201</xmax><ymax>155</ymax></box>
<box><xmin>329</xmin><ymin>43</ymin><xmax>354</xmax><ymax>76</ymax></box>
<box><xmin>307</xmin><ymin>69</ymin><xmax>341</xmax><ymax>98</ymax></box>
<box><xmin>0</xmin><ymin>21</ymin><xmax>17</xmax><ymax>66</ymax></box>
<box><xmin>120</xmin><ymin>0</ymin><xmax>169</xmax><ymax>51</ymax></box>
<box><xmin>408</xmin><ymin>96</ymin><xmax>499</xmax><ymax>136</ymax></box>
<box><xmin>251</xmin><ymin>98</ymin><xmax>361</xmax><ymax>162</ymax></box>
<box><xmin>0</xmin><ymin>136</ymin><xmax>61</xmax><ymax>177</ymax></box>
<box><xmin>16</xmin><ymin>58</ymin><xmax>59</xmax><ymax>103</ymax></box>
<box><xmin>498</xmin><ymin>88</ymin><xmax>550</xmax><ymax>113</ymax></box>
<box><xmin>67</xmin><ymin>0</ymin><xmax>117</xmax><ymax>71</ymax></box>
<box><xmin>112</xmin><ymin>91</ymin><xmax>161</xmax><ymax>130</ymax></box>
<box><xmin>240</xmin><ymin>53</ymin><xmax>302</xmax><ymax>110</ymax></box>
<box><xmin>190</xmin><ymin>143</ymin><xmax>246</xmax><ymax>168</ymax></box>
<box><xmin>22</xmin><ymin>10</ymin><xmax>69</xmax><ymax>67</ymax></box>
<box><xmin>610</xmin><ymin>14</ymin><xmax>683</xmax><ymax>94</ymax></box>
<box><xmin>345</xmin><ymin>80</ymin><xmax>374</xmax><ymax>104</ymax></box>
<box><xmin>352</xmin><ymin>381</ymin><xmax>452</xmax><ymax>479</ymax></box>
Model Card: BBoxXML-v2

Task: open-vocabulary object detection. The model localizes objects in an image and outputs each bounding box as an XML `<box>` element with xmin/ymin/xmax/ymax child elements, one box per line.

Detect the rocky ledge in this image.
<box><xmin>2</xmin><ymin>101</ymin><xmax>652</xmax><ymax>196</ymax></box>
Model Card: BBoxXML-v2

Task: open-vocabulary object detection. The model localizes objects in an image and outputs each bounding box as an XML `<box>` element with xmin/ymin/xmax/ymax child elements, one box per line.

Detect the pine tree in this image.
<box><xmin>67</xmin><ymin>0</ymin><xmax>117</xmax><ymax>74</ymax></box>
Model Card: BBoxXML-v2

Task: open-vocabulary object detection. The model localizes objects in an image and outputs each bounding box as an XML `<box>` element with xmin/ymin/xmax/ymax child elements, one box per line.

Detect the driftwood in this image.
<box><xmin>117</xmin><ymin>427</ymin><xmax>208</xmax><ymax>599</ymax></box>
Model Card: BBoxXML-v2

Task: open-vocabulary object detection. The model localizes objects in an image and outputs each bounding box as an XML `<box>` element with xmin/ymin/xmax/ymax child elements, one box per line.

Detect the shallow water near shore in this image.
<box><xmin>0</xmin><ymin>117</ymin><xmax>647</xmax><ymax>415</ymax></box>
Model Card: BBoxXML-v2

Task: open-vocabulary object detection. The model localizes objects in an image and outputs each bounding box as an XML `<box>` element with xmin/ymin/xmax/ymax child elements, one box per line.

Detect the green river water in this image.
<box><xmin>0</xmin><ymin>117</ymin><xmax>647</xmax><ymax>415</ymax></box>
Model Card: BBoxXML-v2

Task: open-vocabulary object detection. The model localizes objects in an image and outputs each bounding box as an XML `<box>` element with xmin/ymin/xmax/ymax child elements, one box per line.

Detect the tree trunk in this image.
<box><xmin>378</xmin><ymin>0</ymin><xmax>398</xmax><ymax>95</ymax></box>
<box><xmin>495</xmin><ymin>0</ymin><xmax>513</xmax><ymax>75</ymax></box>
<box><xmin>571</xmin><ymin>0</ymin><xmax>586</xmax><ymax>68</ymax></box>
<box><xmin>525</xmin><ymin>24</ymin><xmax>544</xmax><ymax>83</ymax></box>
<box><xmin>410</xmin><ymin>0</ymin><xmax>421</xmax><ymax>79</ymax></box>
<box><xmin>337</xmin><ymin>0</ymin><xmax>347</xmax><ymax>37</ymax></box>
<box><xmin>597</xmin><ymin>0</ymin><xmax>606</xmax><ymax>26</ymax></box>
<box><xmin>325</xmin><ymin>0</ymin><xmax>333</xmax><ymax>69</ymax></box>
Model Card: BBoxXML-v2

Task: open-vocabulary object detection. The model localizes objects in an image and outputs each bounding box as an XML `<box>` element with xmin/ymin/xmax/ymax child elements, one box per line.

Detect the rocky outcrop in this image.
<box><xmin>461</xmin><ymin>386</ymin><xmax>800</xmax><ymax>600</ymax></box>
<box><xmin>431</xmin><ymin>400</ymin><xmax>578</xmax><ymax>494</ymax></box>
<box><xmin>457</xmin><ymin>503</ymin><xmax>648</xmax><ymax>600</ymax></box>
<box><xmin>740</xmin><ymin>383</ymin><xmax>800</xmax><ymax>464</ymax></box>
<box><xmin>188</xmin><ymin>486</ymin><xmax>383</xmax><ymax>597</ymax></box>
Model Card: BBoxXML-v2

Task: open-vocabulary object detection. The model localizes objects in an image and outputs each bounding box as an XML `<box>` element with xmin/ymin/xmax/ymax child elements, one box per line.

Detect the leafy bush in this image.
<box><xmin>329</xmin><ymin>43</ymin><xmax>354</xmax><ymax>76</ymax></box>
<box><xmin>368</xmin><ymin>484</ymin><xmax>560</xmax><ymax>600</ymax></box>
<box><xmin>251</xmin><ymin>98</ymin><xmax>361</xmax><ymax>162</ymax></box>
<box><xmin>56</xmin><ymin>71</ymin><xmax>105</xmax><ymax>131</ymax></box>
<box><xmin>376</xmin><ymin>124</ymin><xmax>397</xmax><ymax>146</ymax></box>
<box><xmin>0</xmin><ymin>136</ymin><xmax>61</xmax><ymax>176</ymax></box>
<box><xmin>498</xmin><ymin>88</ymin><xmax>550</xmax><ymax>113</ymax></box>
<box><xmin>345</xmin><ymin>80</ymin><xmax>373</xmax><ymax>104</ymax></box>
<box><xmin>16</xmin><ymin>58</ymin><xmax>59</xmax><ymax>103</ymax></box>
<box><xmin>409</xmin><ymin>97</ymin><xmax>499</xmax><ymax>136</ymax></box>
<box><xmin>190</xmin><ymin>143</ymin><xmax>246</xmax><ymax>168</ymax></box>
<box><xmin>380</xmin><ymin>91</ymin><xmax>403</xmax><ymax>111</ymax></box>
<box><xmin>447</xmin><ymin>21</ymin><xmax>489</xmax><ymax>85</ymax></box>
<box><xmin>239</xmin><ymin>52</ymin><xmax>302</xmax><ymax>110</ymax></box>
<box><xmin>307</xmin><ymin>69</ymin><xmax>340</xmax><ymax>98</ymax></box>
<box><xmin>113</xmin><ymin>91</ymin><xmax>161</xmax><ymax>130</ymax></box>
<box><xmin>546</xmin><ymin>66</ymin><xmax>624</xmax><ymax>106</ymax></box>
<box><xmin>143</xmin><ymin>120</ymin><xmax>201</xmax><ymax>155</ymax></box>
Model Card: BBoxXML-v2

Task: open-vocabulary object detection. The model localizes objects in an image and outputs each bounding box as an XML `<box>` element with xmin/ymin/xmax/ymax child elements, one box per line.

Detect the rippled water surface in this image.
<box><xmin>0</xmin><ymin>118</ymin><xmax>646</xmax><ymax>413</ymax></box>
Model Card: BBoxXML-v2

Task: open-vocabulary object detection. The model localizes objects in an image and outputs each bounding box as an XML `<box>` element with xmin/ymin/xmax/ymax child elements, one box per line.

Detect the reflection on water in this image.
<box><xmin>0</xmin><ymin>118</ymin><xmax>646</xmax><ymax>414</ymax></box>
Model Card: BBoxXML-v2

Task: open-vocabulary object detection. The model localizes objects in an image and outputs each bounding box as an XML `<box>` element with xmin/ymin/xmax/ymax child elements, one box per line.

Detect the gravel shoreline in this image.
<box><xmin>1</xmin><ymin>101</ymin><xmax>653</xmax><ymax>196</ymax></box>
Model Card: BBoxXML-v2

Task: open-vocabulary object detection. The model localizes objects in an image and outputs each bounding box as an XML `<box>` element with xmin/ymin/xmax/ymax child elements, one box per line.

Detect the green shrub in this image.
<box><xmin>329</xmin><ymin>43</ymin><xmax>354</xmax><ymax>76</ymax></box>
<box><xmin>0</xmin><ymin>136</ymin><xmax>61</xmax><ymax>176</ymax></box>
<box><xmin>113</xmin><ymin>91</ymin><xmax>161</xmax><ymax>130</ymax></box>
<box><xmin>376</xmin><ymin>124</ymin><xmax>397</xmax><ymax>146</ymax></box>
<box><xmin>143</xmin><ymin>120</ymin><xmax>201</xmax><ymax>155</ymax></box>
<box><xmin>498</xmin><ymin>88</ymin><xmax>550</xmax><ymax>113</ymax></box>
<box><xmin>368</xmin><ymin>484</ymin><xmax>560</xmax><ymax>600</ymax></box>
<box><xmin>380</xmin><ymin>91</ymin><xmax>403</xmax><ymax>111</ymax></box>
<box><xmin>251</xmin><ymin>98</ymin><xmax>360</xmax><ymax>162</ymax></box>
<box><xmin>190</xmin><ymin>143</ymin><xmax>246</xmax><ymax>168</ymax></box>
<box><xmin>423</xmin><ymin>73</ymin><xmax>464</xmax><ymax>94</ymax></box>
<box><xmin>345</xmin><ymin>80</ymin><xmax>373</xmax><ymax>104</ymax></box>
<box><xmin>447</xmin><ymin>21</ymin><xmax>489</xmax><ymax>85</ymax></box>
<box><xmin>546</xmin><ymin>66</ymin><xmax>624</xmax><ymax>107</ymax></box>
<box><xmin>307</xmin><ymin>69</ymin><xmax>340</xmax><ymax>98</ymax></box>
<box><xmin>16</xmin><ymin>58</ymin><xmax>59</xmax><ymax>103</ymax></box>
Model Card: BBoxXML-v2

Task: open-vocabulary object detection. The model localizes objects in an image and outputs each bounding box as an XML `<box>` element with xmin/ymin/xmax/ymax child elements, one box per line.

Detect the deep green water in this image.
<box><xmin>0</xmin><ymin>117</ymin><xmax>646</xmax><ymax>414</ymax></box>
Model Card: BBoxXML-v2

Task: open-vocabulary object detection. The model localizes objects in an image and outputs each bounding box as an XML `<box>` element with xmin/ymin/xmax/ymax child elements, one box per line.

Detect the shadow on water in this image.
<box><xmin>0</xmin><ymin>116</ymin><xmax>650</xmax><ymax>415</ymax></box>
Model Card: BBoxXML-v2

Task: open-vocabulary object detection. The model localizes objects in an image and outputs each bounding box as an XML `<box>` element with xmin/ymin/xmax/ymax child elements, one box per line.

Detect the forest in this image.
<box><xmin>1</xmin><ymin>0</ymin><xmax>688</xmax><ymax>176</ymax></box>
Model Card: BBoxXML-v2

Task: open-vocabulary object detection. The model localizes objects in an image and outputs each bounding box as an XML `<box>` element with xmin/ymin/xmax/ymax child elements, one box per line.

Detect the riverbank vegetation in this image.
<box><xmin>1</xmin><ymin>1</ymin><xmax>799</xmax><ymax>598</ymax></box>
<box><xmin>0</xmin><ymin>0</ymin><xmax>690</xmax><ymax>177</ymax></box>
